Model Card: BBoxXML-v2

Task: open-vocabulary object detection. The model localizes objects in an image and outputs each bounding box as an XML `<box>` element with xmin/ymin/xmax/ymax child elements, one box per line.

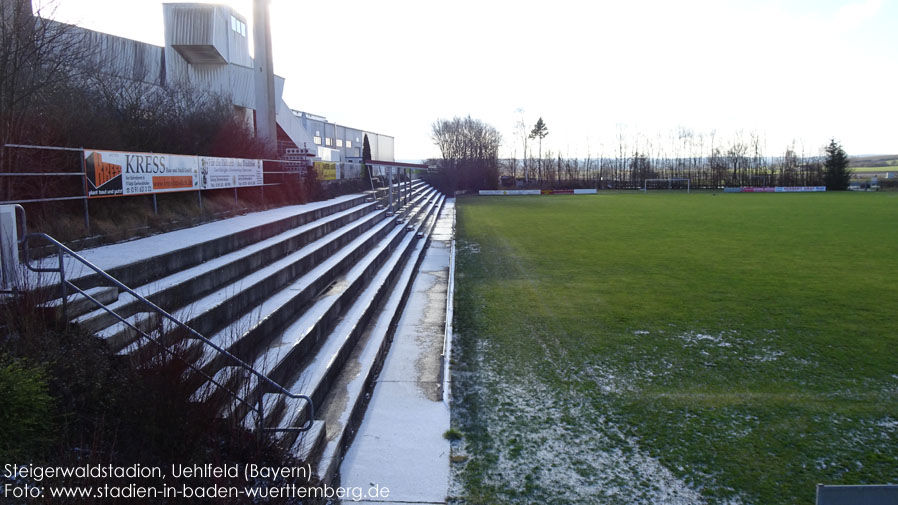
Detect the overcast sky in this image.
<box><xmin>48</xmin><ymin>0</ymin><xmax>897</xmax><ymax>161</ymax></box>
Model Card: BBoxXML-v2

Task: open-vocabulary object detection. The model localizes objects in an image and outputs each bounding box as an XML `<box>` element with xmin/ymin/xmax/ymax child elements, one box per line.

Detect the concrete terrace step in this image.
<box><xmin>188</xmin><ymin>187</ymin><xmax>437</xmax><ymax>366</ymax></box>
<box><xmin>45</xmin><ymin>193</ymin><xmax>372</xmax><ymax>293</ymax></box>
<box><xmin>314</xmin><ymin>197</ymin><xmax>447</xmax><ymax>484</ymax></box>
<box><xmin>40</xmin><ymin>286</ymin><xmax>119</xmax><ymax>319</ymax></box>
<box><xmin>261</xmin><ymin>198</ymin><xmax>444</xmax><ymax>474</ymax></box>
<box><xmin>199</xmin><ymin>190</ymin><xmax>442</xmax><ymax>416</ymax></box>
<box><xmin>97</xmin><ymin>311</ymin><xmax>160</xmax><ymax>352</ymax></box>
<box><xmin>75</xmin><ymin>199</ymin><xmax>380</xmax><ymax>335</ymax></box>
<box><xmin>291</xmin><ymin>420</ymin><xmax>327</xmax><ymax>464</ymax></box>
<box><xmin>338</xmin><ymin>199</ymin><xmax>455</xmax><ymax>503</ymax></box>
<box><xmin>119</xmin><ymin>187</ymin><xmax>436</xmax><ymax>361</ymax></box>
<box><xmin>35</xmin><ymin>182</ymin><xmax>454</xmax><ymax>484</ymax></box>
<box><xmin>253</xmin><ymin>194</ymin><xmax>445</xmax><ymax>438</ymax></box>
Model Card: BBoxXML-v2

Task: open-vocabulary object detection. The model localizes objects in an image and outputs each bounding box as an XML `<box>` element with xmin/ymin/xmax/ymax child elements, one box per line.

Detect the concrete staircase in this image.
<box><xmin>44</xmin><ymin>180</ymin><xmax>448</xmax><ymax>482</ymax></box>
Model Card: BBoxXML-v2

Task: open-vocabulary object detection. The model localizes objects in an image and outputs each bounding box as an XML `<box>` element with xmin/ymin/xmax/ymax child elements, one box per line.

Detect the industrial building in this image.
<box><xmin>54</xmin><ymin>2</ymin><xmax>394</xmax><ymax>177</ymax></box>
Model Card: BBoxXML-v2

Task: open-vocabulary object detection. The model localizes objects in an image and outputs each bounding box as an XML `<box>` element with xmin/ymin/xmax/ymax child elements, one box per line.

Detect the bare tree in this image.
<box><xmin>514</xmin><ymin>108</ymin><xmax>529</xmax><ymax>184</ymax></box>
<box><xmin>430</xmin><ymin>115</ymin><xmax>502</xmax><ymax>192</ymax></box>
<box><xmin>0</xmin><ymin>0</ymin><xmax>91</xmax><ymax>196</ymax></box>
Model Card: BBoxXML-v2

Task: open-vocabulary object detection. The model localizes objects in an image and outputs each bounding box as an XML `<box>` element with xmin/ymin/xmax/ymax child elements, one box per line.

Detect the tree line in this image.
<box><xmin>427</xmin><ymin>116</ymin><xmax>501</xmax><ymax>193</ymax></box>
<box><xmin>432</xmin><ymin>113</ymin><xmax>852</xmax><ymax>191</ymax></box>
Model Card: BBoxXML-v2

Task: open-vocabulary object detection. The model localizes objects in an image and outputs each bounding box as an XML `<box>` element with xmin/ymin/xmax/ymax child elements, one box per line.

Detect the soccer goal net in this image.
<box><xmin>643</xmin><ymin>178</ymin><xmax>691</xmax><ymax>193</ymax></box>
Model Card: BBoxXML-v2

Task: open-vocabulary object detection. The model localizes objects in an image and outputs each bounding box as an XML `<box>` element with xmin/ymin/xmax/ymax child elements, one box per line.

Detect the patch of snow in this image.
<box><xmin>675</xmin><ymin>330</ymin><xmax>738</xmax><ymax>348</ymax></box>
<box><xmin>450</xmin><ymin>339</ymin><xmax>728</xmax><ymax>505</ymax></box>
<box><xmin>876</xmin><ymin>418</ymin><xmax>898</xmax><ymax>431</ymax></box>
<box><xmin>579</xmin><ymin>362</ymin><xmax>636</xmax><ymax>394</ymax></box>
<box><xmin>751</xmin><ymin>348</ymin><xmax>785</xmax><ymax>363</ymax></box>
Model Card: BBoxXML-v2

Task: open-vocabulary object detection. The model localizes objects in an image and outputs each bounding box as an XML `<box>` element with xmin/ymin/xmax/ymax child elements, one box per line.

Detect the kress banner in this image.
<box><xmin>84</xmin><ymin>150</ymin><xmax>199</xmax><ymax>198</ymax></box>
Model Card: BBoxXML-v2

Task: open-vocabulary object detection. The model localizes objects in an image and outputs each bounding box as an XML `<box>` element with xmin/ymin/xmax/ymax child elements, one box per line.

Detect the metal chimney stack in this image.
<box><xmin>253</xmin><ymin>0</ymin><xmax>277</xmax><ymax>157</ymax></box>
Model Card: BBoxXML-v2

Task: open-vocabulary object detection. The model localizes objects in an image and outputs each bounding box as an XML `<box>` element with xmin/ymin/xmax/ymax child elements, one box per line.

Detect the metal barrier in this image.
<box><xmin>9</xmin><ymin>204</ymin><xmax>314</xmax><ymax>437</ymax></box>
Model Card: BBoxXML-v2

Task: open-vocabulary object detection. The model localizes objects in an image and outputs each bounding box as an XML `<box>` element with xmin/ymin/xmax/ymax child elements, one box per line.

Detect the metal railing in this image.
<box><xmin>10</xmin><ymin>204</ymin><xmax>314</xmax><ymax>437</ymax></box>
<box><xmin>0</xmin><ymin>143</ymin><xmax>342</xmax><ymax>236</ymax></box>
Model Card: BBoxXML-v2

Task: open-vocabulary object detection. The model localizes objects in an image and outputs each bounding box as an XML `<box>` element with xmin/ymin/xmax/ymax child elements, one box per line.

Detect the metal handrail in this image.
<box><xmin>11</xmin><ymin>205</ymin><xmax>313</xmax><ymax>436</ymax></box>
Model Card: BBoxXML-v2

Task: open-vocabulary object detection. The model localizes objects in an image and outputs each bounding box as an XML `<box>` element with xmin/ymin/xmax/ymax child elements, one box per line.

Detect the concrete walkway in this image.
<box><xmin>339</xmin><ymin>199</ymin><xmax>455</xmax><ymax>505</ymax></box>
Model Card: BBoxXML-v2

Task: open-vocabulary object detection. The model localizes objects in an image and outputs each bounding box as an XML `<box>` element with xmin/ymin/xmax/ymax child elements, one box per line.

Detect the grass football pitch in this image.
<box><xmin>450</xmin><ymin>191</ymin><xmax>898</xmax><ymax>504</ymax></box>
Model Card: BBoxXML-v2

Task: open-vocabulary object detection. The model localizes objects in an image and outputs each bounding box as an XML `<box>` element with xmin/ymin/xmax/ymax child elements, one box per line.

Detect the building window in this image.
<box><xmin>336</xmin><ymin>139</ymin><xmax>343</xmax><ymax>147</ymax></box>
<box><xmin>346</xmin><ymin>140</ymin><xmax>352</xmax><ymax>149</ymax></box>
<box><xmin>325</xmin><ymin>138</ymin><xmax>332</xmax><ymax>146</ymax></box>
<box><xmin>231</xmin><ymin>16</ymin><xmax>246</xmax><ymax>37</ymax></box>
<box><xmin>313</xmin><ymin>136</ymin><xmax>321</xmax><ymax>145</ymax></box>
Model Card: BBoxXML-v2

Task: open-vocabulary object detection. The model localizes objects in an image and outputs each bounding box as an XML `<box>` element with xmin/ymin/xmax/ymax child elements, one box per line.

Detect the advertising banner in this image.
<box><xmin>775</xmin><ymin>186</ymin><xmax>826</xmax><ymax>192</ymax></box>
<box><xmin>479</xmin><ymin>190</ymin><xmax>541</xmax><ymax>195</ymax></box>
<box><xmin>727</xmin><ymin>186</ymin><xmax>827</xmax><ymax>193</ymax></box>
<box><xmin>199</xmin><ymin>157</ymin><xmax>263</xmax><ymax>190</ymax></box>
<box><xmin>84</xmin><ymin>150</ymin><xmax>199</xmax><ymax>198</ymax></box>
<box><xmin>314</xmin><ymin>161</ymin><xmax>337</xmax><ymax>181</ymax></box>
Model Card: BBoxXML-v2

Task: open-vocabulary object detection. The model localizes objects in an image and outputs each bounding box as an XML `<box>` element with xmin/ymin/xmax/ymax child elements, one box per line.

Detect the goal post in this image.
<box><xmin>643</xmin><ymin>178</ymin><xmax>690</xmax><ymax>193</ymax></box>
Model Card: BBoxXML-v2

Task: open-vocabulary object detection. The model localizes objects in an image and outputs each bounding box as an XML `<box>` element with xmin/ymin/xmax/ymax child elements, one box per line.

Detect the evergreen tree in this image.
<box><xmin>823</xmin><ymin>139</ymin><xmax>851</xmax><ymax>190</ymax></box>
<box><xmin>362</xmin><ymin>134</ymin><xmax>372</xmax><ymax>181</ymax></box>
<box><xmin>529</xmin><ymin>117</ymin><xmax>549</xmax><ymax>183</ymax></box>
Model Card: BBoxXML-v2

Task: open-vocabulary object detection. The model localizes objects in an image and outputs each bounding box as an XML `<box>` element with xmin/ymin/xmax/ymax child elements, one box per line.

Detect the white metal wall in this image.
<box><xmin>49</xmin><ymin>3</ymin><xmax>393</xmax><ymax>171</ymax></box>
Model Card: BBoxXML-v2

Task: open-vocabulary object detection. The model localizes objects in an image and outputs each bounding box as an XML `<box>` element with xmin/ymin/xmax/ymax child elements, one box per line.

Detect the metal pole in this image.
<box><xmin>58</xmin><ymin>250</ymin><xmax>67</xmax><ymax>321</ymax></box>
<box><xmin>234</xmin><ymin>187</ymin><xmax>238</xmax><ymax>208</ymax></box>
<box><xmin>388</xmin><ymin>167</ymin><xmax>393</xmax><ymax>213</ymax></box>
<box><xmin>79</xmin><ymin>149</ymin><xmax>91</xmax><ymax>235</ymax></box>
<box><xmin>256</xmin><ymin>394</ymin><xmax>264</xmax><ymax>444</ymax></box>
<box><xmin>198</xmin><ymin>190</ymin><xmax>203</xmax><ymax>214</ymax></box>
<box><xmin>152</xmin><ymin>194</ymin><xmax>158</xmax><ymax>215</ymax></box>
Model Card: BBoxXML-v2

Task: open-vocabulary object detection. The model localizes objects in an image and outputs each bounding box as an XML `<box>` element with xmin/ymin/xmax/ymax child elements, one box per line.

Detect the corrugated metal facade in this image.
<box><xmin>69</xmin><ymin>24</ymin><xmax>165</xmax><ymax>85</ymax></box>
<box><xmin>55</xmin><ymin>2</ymin><xmax>394</xmax><ymax>169</ymax></box>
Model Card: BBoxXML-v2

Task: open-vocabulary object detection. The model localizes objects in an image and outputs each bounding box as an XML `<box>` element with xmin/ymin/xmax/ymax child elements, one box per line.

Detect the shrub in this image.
<box><xmin>0</xmin><ymin>357</ymin><xmax>55</xmax><ymax>460</ymax></box>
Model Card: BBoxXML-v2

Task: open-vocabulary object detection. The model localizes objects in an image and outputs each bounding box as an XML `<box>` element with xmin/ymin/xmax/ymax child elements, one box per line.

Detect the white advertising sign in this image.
<box><xmin>479</xmin><ymin>190</ymin><xmax>541</xmax><ymax>195</ymax></box>
<box><xmin>199</xmin><ymin>157</ymin><xmax>263</xmax><ymax>190</ymax></box>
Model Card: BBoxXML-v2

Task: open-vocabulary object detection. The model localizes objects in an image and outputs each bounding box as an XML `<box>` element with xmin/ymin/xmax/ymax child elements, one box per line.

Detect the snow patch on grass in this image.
<box><xmin>458</xmin><ymin>240</ymin><xmax>480</xmax><ymax>254</ymax></box>
<box><xmin>675</xmin><ymin>330</ymin><xmax>740</xmax><ymax>347</ymax></box>
<box><xmin>751</xmin><ymin>348</ymin><xmax>785</xmax><ymax>362</ymax></box>
<box><xmin>579</xmin><ymin>362</ymin><xmax>637</xmax><ymax>394</ymax></box>
<box><xmin>875</xmin><ymin>418</ymin><xmax>898</xmax><ymax>431</ymax></box>
<box><xmin>451</xmin><ymin>339</ymin><xmax>723</xmax><ymax>504</ymax></box>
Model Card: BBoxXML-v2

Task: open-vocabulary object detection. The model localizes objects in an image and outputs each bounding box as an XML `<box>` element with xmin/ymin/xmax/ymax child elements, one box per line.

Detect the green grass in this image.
<box><xmin>451</xmin><ymin>192</ymin><xmax>898</xmax><ymax>505</ymax></box>
<box><xmin>850</xmin><ymin>166</ymin><xmax>898</xmax><ymax>173</ymax></box>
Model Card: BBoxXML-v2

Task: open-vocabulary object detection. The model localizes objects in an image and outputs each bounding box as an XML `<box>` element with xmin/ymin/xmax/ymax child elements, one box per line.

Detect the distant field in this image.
<box><xmin>851</xmin><ymin>166</ymin><xmax>897</xmax><ymax>173</ymax></box>
<box><xmin>848</xmin><ymin>154</ymin><xmax>898</xmax><ymax>167</ymax></box>
<box><xmin>450</xmin><ymin>192</ymin><xmax>898</xmax><ymax>505</ymax></box>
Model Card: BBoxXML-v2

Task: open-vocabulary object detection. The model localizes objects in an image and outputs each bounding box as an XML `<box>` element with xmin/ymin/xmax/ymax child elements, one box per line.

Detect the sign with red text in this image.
<box><xmin>84</xmin><ymin>150</ymin><xmax>199</xmax><ymax>198</ymax></box>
